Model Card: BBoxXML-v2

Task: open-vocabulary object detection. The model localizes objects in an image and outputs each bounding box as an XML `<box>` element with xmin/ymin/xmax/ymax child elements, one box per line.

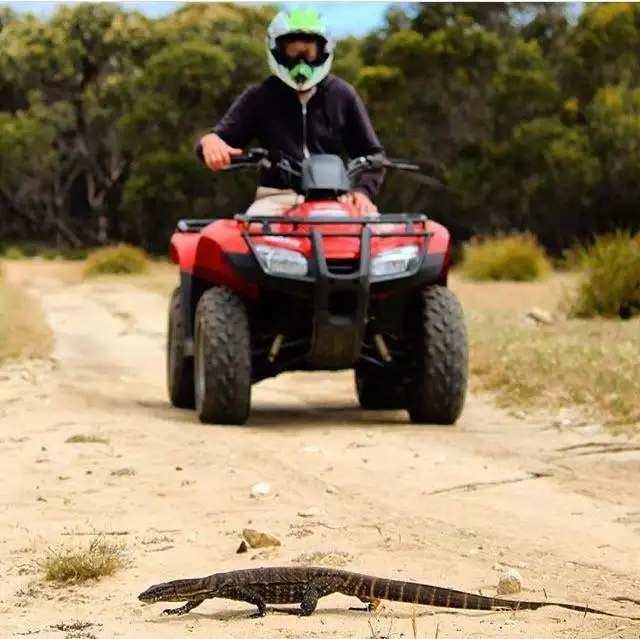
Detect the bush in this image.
<box><xmin>459</xmin><ymin>232</ymin><xmax>552</xmax><ymax>282</ymax></box>
<box><xmin>83</xmin><ymin>243</ymin><xmax>150</xmax><ymax>277</ymax></box>
<box><xmin>3</xmin><ymin>246</ymin><xmax>24</xmax><ymax>260</ymax></box>
<box><xmin>60</xmin><ymin>247</ymin><xmax>90</xmax><ymax>261</ymax></box>
<box><xmin>562</xmin><ymin>230</ymin><xmax>640</xmax><ymax>318</ymax></box>
<box><xmin>38</xmin><ymin>537</ymin><xmax>130</xmax><ymax>583</ymax></box>
<box><xmin>0</xmin><ymin>280</ymin><xmax>52</xmax><ymax>362</ymax></box>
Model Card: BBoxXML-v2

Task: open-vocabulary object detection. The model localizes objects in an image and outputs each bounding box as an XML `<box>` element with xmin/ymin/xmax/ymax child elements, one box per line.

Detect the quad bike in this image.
<box><xmin>166</xmin><ymin>148</ymin><xmax>468</xmax><ymax>426</ymax></box>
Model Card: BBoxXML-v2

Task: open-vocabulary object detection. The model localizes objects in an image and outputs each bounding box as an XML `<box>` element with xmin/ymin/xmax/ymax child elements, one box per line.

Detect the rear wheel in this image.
<box><xmin>406</xmin><ymin>285</ymin><xmax>468</xmax><ymax>425</ymax></box>
<box><xmin>167</xmin><ymin>286</ymin><xmax>195</xmax><ymax>409</ymax></box>
<box><xmin>354</xmin><ymin>364</ymin><xmax>406</xmax><ymax>410</ymax></box>
<box><xmin>193</xmin><ymin>286</ymin><xmax>252</xmax><ymax>425</ymax></box>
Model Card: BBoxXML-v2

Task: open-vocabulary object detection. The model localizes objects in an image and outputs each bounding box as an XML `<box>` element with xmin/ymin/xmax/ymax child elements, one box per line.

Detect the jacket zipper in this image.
<box><xmin>301</xmin><ymin>101</ymin><xmax>310</xmax><ymax>158</ymax></box>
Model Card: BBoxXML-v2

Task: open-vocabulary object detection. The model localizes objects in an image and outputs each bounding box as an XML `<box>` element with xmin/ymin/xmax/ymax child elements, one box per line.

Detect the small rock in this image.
<box><xmin>325</xmin><ymin>485</ymin><xmax>338</xmax><ymax>495</ymax></box>
<box><xmin>526</xmin><ymin>307</ymin><xmax>553</xmax><ymax>325</ymax></box>
<box><xmin>250</xmin><ymin>482</ymin><xmax>271</xmax><ymax>498</ymax></box>
<box><xmin>236</xmin><ymin>540</ymin><xmax>248</xmax><ymax>554</ymax></box>
<box><xmin>298</xmin><ymin>507</ymin><xmax>321</xmax><ymax>518</ymax></box>
<box><xmin>301</xmin><ymin>446</ymin><xmax>323</xmax><ymax>455</ymax></box>
<box><xmin>111</xmin><ymin>467</ymin><xmax>136</xmax><ymax>477</ymax></box>
<box><xmin>242</xmin><ymin>528</ymin><xmax>281</xmax><ymax>549</ymax></box>
<box><xmin>497</xmin><ymin>568</ymin><xmax>523</xmax><ymax>595</ymax></box>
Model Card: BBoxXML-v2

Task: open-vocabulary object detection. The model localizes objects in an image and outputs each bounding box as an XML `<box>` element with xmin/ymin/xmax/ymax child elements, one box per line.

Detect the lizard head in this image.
<box><xmin>138</xmin><ymin>583</ymin><xmax>182</xmax><ymax>603</ymax></box>
<box><xmin>138</xmin><ymin>578</ymin><xmax>214</xmax><ymax>604</ymax></box>
<box><xmin>138</xmin><ymin>580</ymin><xmax>186</xmax><ymax>604</ymax></box>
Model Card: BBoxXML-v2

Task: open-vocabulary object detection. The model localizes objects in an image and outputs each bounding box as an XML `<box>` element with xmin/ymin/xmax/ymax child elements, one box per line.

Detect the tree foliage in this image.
<box><xmin>1</xmin><ymin>1</ymin><xmax>639</xmax><ymax>255</ymax></box>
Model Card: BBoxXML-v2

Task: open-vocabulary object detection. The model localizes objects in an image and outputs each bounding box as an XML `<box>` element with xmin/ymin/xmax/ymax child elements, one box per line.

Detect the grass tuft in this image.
<box><xmin>467</xmin><ymin>310</ymin><xmax>640</xmax><ymax>432</ymax></box>
<box><xmin>0</xmin><ymin>279</ymin><xmax>53</xmax><ymax>363</ymax></box>
<box><xmin>83</xmin><ymin>243</ymin><xmax>150</xmax><ymax>277</ymax></box>
<box><xmin>38</xmin><ymin>537</ymin><xmax>130</xmax><ymax>584</ymax></box>
<box><xmin>459</xmin><ymin>233</ymin><xmax>553</xmax><ymax>282</ymax></box>
<box><xmin>561</xmin><ymin>230</ymin><xmax>640</xmax><ymax>318</ymax></box>
<box><xmin>65</xmin><ymin>434</ymin><xmax>110</xmax><ymax>444</ymax></box>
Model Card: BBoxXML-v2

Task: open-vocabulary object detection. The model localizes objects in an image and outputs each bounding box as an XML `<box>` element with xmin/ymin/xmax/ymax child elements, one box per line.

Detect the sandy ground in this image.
<box><xmin>2</xmin><ymin>264</ymin><xmax>640</xmax><ymax>639</ymax></box>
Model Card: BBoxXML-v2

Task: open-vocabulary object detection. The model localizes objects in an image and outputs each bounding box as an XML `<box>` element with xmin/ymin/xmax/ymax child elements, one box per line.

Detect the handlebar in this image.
<box><xmin>221</xmin><ymin>148</ymin><xmax>423</xmax><ymax>179</ymax></box>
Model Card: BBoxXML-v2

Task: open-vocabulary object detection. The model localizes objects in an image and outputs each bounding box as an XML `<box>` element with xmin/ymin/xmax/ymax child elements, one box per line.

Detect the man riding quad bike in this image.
<box><xmin>199</xmin><ymin>6</ymin><xmax>383</xmax><ymax>218</ymax></box>
<box><xmin>166</xmin><ymin>8</ymin><xmax>469</xmax><ymax>426</ymax></box>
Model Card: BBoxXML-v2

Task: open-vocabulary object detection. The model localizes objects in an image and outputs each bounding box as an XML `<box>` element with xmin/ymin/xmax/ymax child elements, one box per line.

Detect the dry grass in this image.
<box><xmin>0</xmin><ymin>275</ymin><xmax>53</xmax><ymax>363</ymax></box>
<box><xmin>451</xmin><ymin>273</ymin><xmax>640</xmax><ymax>432</ymax></box>
<box><xmin>83</xmin><ymin>243</ymin><xmax>151</xmax><ymax>277</ymax></box>
<box><xmin>459</xmin><ymin>233</ymin><xmax>553</xmax><ymax>282</ymax></box>
<box><xmin>38</xmin><ymin>537</ymin><xmax>130</xmax><ymax>584</ymax></box>
<box><xmin>561</xmin><ymin>230</ymin><xmax>640</xmax><ymax>318</ymax></box>
<box><xmin>1</xmin><ymin>256</ymin><xmax>176</xmax><ymax>292</ymax></box>
<box><xmin>65</xmin><ymin>434</ymin><xmax>110</xmax><ymax>444</ymax></box>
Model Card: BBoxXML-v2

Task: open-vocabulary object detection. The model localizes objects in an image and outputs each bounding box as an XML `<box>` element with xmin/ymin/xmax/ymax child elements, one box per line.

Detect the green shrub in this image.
<box><xmin>459</xmin><ymin>232</ymin><xmax>552</xmax><ymax>282</ymax></box>
<box><xmin>3</xmin><ymin>247</ymin><xmax>24</xmax><ymax>260</ymax></box>
<box><xmin>562</xmin><ymin>230</ymin><xmax>640</xmax><ymax>318</ymax></box>
<box><xmin>20</xmin><ymin>243</ymin><xmax>39</xmax><ymax>257</ymax></box>
<box><xmin>41</xmin><ymin>248</ymin><xmax>60</xmax><ymax>261</ymax></box>
<box><xmin>83</xmin><ymin>243</ymin><xmax>150</xmax><ymax>277</ymax></box>
<box><xmin>60</xmin><ymin>247</ymin><xmax>90</xmax><ymax>261</ymax></box>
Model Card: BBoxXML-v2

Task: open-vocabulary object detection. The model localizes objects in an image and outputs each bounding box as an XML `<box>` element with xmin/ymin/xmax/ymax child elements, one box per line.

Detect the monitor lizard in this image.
<box><xmin>137</xmin><ymin>565</ymin><xmax>640</xmax><ymax>620</ymax></box>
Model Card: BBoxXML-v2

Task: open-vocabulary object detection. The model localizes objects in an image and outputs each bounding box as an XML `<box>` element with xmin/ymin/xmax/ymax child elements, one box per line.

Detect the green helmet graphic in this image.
<box><xmin>266</xmin><ymin>7</ymin><xmax>334</xmax><ymax>92</ymax></box>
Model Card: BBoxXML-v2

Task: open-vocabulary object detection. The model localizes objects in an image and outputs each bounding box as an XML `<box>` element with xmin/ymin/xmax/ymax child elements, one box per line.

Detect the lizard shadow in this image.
<box><xmin>143</xmin><ymin>603</ymin><xmax>504</xmax><ymax>624</ymax></box>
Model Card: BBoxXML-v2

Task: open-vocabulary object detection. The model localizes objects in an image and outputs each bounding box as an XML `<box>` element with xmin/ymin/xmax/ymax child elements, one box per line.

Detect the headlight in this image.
<box><xmin>371</xmin><ymin>245</ymin><xmax>420</xmax><ymax>278</ymax></box>
<box><xmin>254</xmin><ymin>244</ymin><xmax>308</xmax><ymax>276</ymax></box>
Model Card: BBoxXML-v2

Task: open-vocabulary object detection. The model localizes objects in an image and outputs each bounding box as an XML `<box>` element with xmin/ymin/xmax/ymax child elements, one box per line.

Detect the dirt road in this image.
<box><xmin>2</xmin><ymin>268</ymin><xmax>640</xmax><ymax>639</ymax></box>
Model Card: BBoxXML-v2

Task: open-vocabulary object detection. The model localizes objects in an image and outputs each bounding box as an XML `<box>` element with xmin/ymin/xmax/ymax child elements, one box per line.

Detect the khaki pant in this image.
<box><xmin>244</xmin><ymin>187</ymin><xmax>300</xmax><ymax>217</ymax></box>
<box><xmin>244</xmin><ymin>186</ymin><xmax>380</xmax><ymax>218</ymax></box>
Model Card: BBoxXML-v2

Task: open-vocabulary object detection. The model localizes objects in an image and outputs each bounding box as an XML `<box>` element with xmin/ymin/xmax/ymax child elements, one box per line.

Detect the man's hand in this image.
<box><xmin>200</xmin><ymin>133</ymin><xmax>243</xmax><ymax>171</ymax></box>
<box><xmin>349</xmin><ymin>191</ymin><xmax>379</xmax><ymax>216</ymax></box>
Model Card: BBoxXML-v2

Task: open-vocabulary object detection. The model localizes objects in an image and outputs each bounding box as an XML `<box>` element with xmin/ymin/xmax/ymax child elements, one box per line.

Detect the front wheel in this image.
<box><xmin>405</xmin><ymin>286</ymin><xmax>468</xmax><ymax>425</ymax></box>
<box><xmin>193</xmin><ymin>286</ymin><xmax>252</xmax><ymax>425</ymax></box>
<box><xmin>167</xmin><ymin>286</ymin><xmax>195</xmax><ymax>409</ymax></box>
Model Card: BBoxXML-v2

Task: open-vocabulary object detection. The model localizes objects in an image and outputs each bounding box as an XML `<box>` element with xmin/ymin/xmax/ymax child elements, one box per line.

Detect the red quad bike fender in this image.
<box><xmin>425</xmin><ymin>219</ymin><xmax>452</xmax><ymax>280</ymax></box>
<box><xmin>169</xmin><ymin>221</ymin><xmax>259</xmax><ymax>298</ymax></box>
<box><xmin>169</xmin><ymin>207</ymin><xmax>452</xmax><ymax>299</ymax></box>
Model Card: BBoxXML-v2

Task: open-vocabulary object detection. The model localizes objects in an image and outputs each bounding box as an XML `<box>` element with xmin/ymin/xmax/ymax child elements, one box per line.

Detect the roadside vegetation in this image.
<box><xmin>0</xmin><ymin>263</ymin><xmax>52</xmax><ymax>363</ymax></box>
<box><xmin>38</xmin><ymin>537</ymin><xmax>130</xmax><ymax>583</ymax></box>
<box><xmin>83</xmin><ymin>244</ymin><xmax>151</xmax><ymax>277</ymax></box>
<box><xmin>459</xmin><ymin>233</ymin><xmax>553</xmax><ymax>282</ymax></box>
<box><xmin>465</xmin><ymin>305</ymin><xmax>639</xmax><ymax>432</ymax></box>
<box><xmin>453</xmin><ymin>230</ymin><xmax>640</xmax><ymax>432</ymax></box>
<box><xmin>561</xmin><ymin>231</ymin><xmax>640</xmax><ymax>319</ymax></box>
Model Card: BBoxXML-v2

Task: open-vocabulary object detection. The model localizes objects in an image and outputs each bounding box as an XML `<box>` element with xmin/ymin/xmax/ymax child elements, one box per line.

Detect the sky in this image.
<box><xmin>2</xmin><ymin>1</ymin><xmax>394</xmax><ymax>37</ymax></box>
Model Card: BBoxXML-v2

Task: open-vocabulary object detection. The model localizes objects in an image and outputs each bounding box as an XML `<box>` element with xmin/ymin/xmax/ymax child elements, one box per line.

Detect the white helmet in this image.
<box><xmin>266</xmin><ymin>7</ymin><xmax>334</xmax><ymax>92</ymax></box>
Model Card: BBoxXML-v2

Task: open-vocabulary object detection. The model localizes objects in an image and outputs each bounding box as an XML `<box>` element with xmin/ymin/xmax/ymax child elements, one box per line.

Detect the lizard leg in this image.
<box><xmin>162</xmin><ymin>599</ymin><xmax>205</xmax><ymax>616</ymax></box>
<box><xmin>351</xmin><ymin>596</ymin><xmax>381</xmax><ymax>613</ymax></box>
<box><xmin>299</xmin><ymin>588</ymin><xmax>320</xmax><ymax>616</ymax></box>
<box><xmin>232</xmin><ymin>587</ymin><xmax>268</xmax><ymax>618</ymax></box>
<box><xmin>298</xmin><ymin>578</ymin><xmax>342</xmax><ymax>617</ymax></box>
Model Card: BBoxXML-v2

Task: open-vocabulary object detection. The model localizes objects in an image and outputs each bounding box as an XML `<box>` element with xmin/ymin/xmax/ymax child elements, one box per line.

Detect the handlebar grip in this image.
<box><xmin>229</xmin><ymin>154</ymin><xmax>254</xmax><ymax>165</ymax></box>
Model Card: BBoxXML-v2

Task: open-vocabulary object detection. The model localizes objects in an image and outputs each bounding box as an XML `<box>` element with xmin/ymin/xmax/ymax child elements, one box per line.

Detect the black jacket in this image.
<box><xmin>208</xmin><ymin>74</ymin><xmax>386</xmax><ymax>199</ymax></box>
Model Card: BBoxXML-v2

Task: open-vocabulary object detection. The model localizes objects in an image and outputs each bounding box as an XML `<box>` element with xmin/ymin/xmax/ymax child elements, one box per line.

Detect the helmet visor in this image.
<box><xmin>274</xmin><ymin>33</ymin><xmax>327</xmax><ymax>69</ymax></box>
